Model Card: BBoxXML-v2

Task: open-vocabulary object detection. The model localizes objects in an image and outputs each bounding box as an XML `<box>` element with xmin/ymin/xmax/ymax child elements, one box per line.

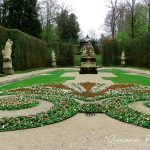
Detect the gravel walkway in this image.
<box><xmin>0</xmin><ymin>98</ymin><xmax>53</xmax><ymax>118</ymax></box>
<box><xmin>0</xmin><ymin>114</ymin><xmax>149</xmax><ymax>150</ymax></box>
<box><xmin>0</xmin><ymin>68</ymin><xmax>55</xmax><ymax>85</ymax></box>
<box><xmin>62</xmin><ymin>72</ymin><xmax>116</xmax><ymax>85</ymax></box>
<box><xmin>128</xmin><ymin>101</ymin><xmax>150</xmax><ymax>114</ymax></box>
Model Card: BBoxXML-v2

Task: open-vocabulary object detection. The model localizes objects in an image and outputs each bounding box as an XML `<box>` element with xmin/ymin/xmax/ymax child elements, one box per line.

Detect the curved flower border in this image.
<box><xmin>0</xmin><ymin>83</ymin><xmax>149</xmax><ymax>131</ymax></box>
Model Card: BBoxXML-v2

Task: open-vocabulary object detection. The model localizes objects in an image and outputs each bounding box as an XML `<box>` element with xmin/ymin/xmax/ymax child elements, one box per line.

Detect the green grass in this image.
<box><xmin>0</xmin><ymin>69</ymin><xmax>75</xmax><ymax>90</ymax></box>
<box><xmin>1</xmin><ymin>68</ymin><xmax>150</xmax><ymax>91</ymax></box>
<box><xmin>100</xmin><ymin>69</ymin><xmax>150</xmax><ymax>86</ymax></box>
<box><xmin>15</xmin><ymin>67</ymin><xmax>48</xmax><ymax>74</ymax></box>
<box><xmin>74</xmin><ymin>55</ymin><xmax>102</xmax><ymax>66</ymax></box>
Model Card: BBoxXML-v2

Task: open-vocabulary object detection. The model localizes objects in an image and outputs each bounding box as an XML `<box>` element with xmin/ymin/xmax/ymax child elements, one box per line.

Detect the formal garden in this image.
<box><xmin>0</xmin><ymin>68</ymin><xmax>149</xmax><ymax>132</ymax></box>
<box><xmin>0</xmin><ymin>0</ymin><xmax>150</xmax><ymax>149</ymax></box>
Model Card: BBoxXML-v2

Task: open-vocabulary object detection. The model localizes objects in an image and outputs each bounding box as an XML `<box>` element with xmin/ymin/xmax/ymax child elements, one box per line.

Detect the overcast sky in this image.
<box><xmin>57</xmin><ymin>0</ymin><xmax>108</xmax><ymax>38</ymax></box>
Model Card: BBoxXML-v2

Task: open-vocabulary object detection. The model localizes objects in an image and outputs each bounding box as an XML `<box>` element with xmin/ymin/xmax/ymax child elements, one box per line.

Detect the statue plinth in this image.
<box><xmin>52</xmin><ymin>59</ymin><xmax>56</xmax><ymax>68</ymax></box>
<box><xmin>3</xmin><ymin>58</ymin><xmax>14</xmax><ymax>75</ymax></box>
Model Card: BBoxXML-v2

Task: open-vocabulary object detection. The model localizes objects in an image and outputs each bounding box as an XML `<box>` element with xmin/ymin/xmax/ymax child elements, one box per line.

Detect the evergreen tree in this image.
<box><xmin>56</xmin><ymin>9</ymin><xmax>80</xmax><ymax>41</ymax></box>
<box><xmin>1</xmin><ymin>0</ymin><xmax>41</xmax><ymax>37</ymax></box>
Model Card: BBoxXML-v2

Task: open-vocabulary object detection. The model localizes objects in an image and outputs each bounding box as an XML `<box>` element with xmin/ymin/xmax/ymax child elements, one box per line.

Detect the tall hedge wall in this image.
<box><xmin>0</xmin><ymin>26</ymin><xmax>48</xmax><ymax>73</ymax></box>
<box><xmin>101</xmin><ymin>38</ymin><xmax>119</xmax><ymax>66</ymax></box>
<box><xmin>101</xmin><ymin>32</ymin><xmax>150</xmax><ymax>68</ymax></box>
<box><xmin>129</xmin><ymin>32</ymin><xmax>150</xmax><ymax>67</ymax></box>
<box><xmin>48</xmin><ymin>41</ymin><xmax>75</xmax><ymax>67</ymax></box>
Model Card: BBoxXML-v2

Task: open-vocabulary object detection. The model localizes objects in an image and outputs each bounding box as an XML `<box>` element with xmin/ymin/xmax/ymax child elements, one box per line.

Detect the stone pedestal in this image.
<box><xmin>52</xmin><ymin>60</ymin><xmax>56</xmax><ymax>68</ymax></box>
<box><xmin>2</xmin><ymin>39</ymin><xmax>14</xmax><ymax>75</ymax></box>
<box><xmin>3</xmin><ymin>58</ymin><xmax>14</xmax><ymax>75</ymax></box>
<box><xmin>121</xmin><ymin>60</ymin><xmax>126</xmax><ymax>67</ymax></box>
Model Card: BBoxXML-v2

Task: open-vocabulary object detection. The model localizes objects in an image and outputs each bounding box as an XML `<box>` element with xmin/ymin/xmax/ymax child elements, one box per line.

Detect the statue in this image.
<box><xmin>51</xmin><ymin>50</ymin><xmax>56</xmax><ymax>68</ymax></box>
<box><xmin>2</xmin><ymin>39</ymin><xmax>14</xmax><ymax>75</ymax></box>
<box><xmin>2</xmin><ymin>39</ymin><xmax>13</xmax><ymax>59</ymax></box>
<box><xmin>81</xmin><ymin>41</ymin><xmax>95</xmax><ymax>57</ymax></box>
<box><xmin>80</xmin><ymin>41</ymin><xmax>97</xmax><ymax>74</ymax></box>
<box><xmin>121</xmin><ymin>50</ymin><xmax>126</xmax><ymax>67</ymax></box>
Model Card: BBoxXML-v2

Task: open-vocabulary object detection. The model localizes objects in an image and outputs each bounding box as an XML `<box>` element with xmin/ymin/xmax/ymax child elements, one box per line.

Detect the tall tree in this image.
<box><xmin>116</xmin><ymin>1</ymin><xmax>148</xmax><ymax>40</ymax></box>
<box><xmin>38</xmin><ymin>0</ymin><xmax>59</xmax><ymax>42</ymax></box>
<box><xmin>104</xmin><ymin>0</ymin><xmax>120</xmax><ymax>39</ymax></box>
<box><xmin>0</xmin><ymin>0</ymin><xmax>3</xmax><ymax>24</ymax></box>
<box><xmin>125</xmin><ymin>0</ymin><xmax>137</xmax><ymax>39</ymax></box>
<box><xmin>38</xmin><ymin>0</ymin><xmax>59</xmax><ymax>28</ymax></box>
<box><xmin>147</xmin><ymin>0</ymin><xmax>150</xmax><ymax>31</ymax></box>
<box><xmin>56</xmin><ymin>9</ymin><xmax>80</xmax><ymax>41</ymax></box>
<box><xmin>1</xmin><ymin>0</ymin><xmax>41</xmax><ymax>37</ymax></box>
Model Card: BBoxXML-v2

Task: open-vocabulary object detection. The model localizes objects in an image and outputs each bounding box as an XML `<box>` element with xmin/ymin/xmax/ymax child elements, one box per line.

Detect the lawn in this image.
<box><xmin>0</xmin><ymin>69</ymin><xmax>75</xmax><ymax>90</ymax></box>
<box><xmin>100</xmin><ymin>69</ymin><xmax>150</xmax><ymax>86</ymax></box>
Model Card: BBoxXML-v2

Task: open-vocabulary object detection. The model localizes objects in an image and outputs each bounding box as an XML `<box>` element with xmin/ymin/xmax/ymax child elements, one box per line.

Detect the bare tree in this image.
<box><xmin>88</xmin><ymin>29</ymin><xmax>98</xmax><ymax>40</ymax></box>
<box><xmin>148</xmin><ymin>0</ymin><xmax>150</xmax><ymax>31</ymax></box>
<box><xmin>38</xmin><ymin>0</ymin><xmax>59</xmax><ymax>28</ymax></box>
<box><xmin>104</xmin><ymin>0</ymin><xmax>121</xmax><ymax>39</ymax></box>
<box><xmin>125</xmin><ymin>0</ymin><xmax>137</xmax><ymax>38</ymax></box>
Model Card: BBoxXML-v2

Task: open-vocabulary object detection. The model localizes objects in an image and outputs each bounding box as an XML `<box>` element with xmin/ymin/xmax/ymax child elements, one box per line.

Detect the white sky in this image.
<box><xmin>57</xmin><ymin>0</ymin><xmax>108</xmax><ymax>38</ymax></box>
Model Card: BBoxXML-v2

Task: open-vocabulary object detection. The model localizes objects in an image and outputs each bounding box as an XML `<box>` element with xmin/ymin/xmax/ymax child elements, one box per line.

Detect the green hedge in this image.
<box><xmin>48</xmin><ymin>41</ymin><xmax>75</xmax><ymax>67</ymax></box>
<box><xmin>0</xmin><ymin>26</ymin><xmax>48</xmax><ymax>73</ymax></box>
<box><xmin>129</xmin><ymin>32</ymin><xmax>150</xmax><ymax>67</ymax></box>
<box><xmin>101</xmin><ymin>38</ymin><xmax>119</xmax><ymax>66</ymax></box>
<box><xmin>101</xmin><ymin>32</ymin><xmax>150</xmax><ymax>68</ymax></box>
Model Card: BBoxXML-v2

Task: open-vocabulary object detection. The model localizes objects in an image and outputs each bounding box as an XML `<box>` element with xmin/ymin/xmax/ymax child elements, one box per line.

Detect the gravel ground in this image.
<box><xmin>0</xmin><ymin>68</ymin><xmax>55</xmax><ymax>85</ymax></box>
<box><xmin>62</xmin><ymin>72</ymin><xmax>116</xmax><ymax>85</ymax></box>
<box><xmin>0</xmin><ymin>114</ymin><xmax>149</xmax><ymax>150</ymax></box>
<box><xmin>0</xmin><ymin>99</ymin><xmax>53</xmax><ymax>118</ymax></box>
<box><xmin>128</xmin><ymin>101</ymin><xmax>150</xmax><ymax>114</ymax></box>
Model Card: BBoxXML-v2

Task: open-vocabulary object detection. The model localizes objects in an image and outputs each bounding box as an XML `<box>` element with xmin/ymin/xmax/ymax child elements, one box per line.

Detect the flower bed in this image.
<box><xmin>0</xmin><ymin>82</ymin><xmax>150</xmax><ymax>131</ymax></box>
<box><xmin>102</xmin><ymin>93</ymin><xmax>150</xmax><ymax>128</ymax></box>
<box><xmin>0</xmin><ymin>96</ymin><xmax>39</xmax><ymax>110</ymax></box>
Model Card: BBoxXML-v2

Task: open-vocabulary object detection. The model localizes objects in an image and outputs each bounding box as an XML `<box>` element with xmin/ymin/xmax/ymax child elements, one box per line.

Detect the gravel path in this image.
<box><xmin>62</xmin><ymin>72</ymin><xmax>116</xmax><ymax>86</ymax></box>
<box><xmin>0</xmin><ymin>68</ymin><xmax>55</xmax><ymax>85</ymax></box>
<box><xmin>128</xmin><ymin>101</ymin><xmax>150</xmax><ymax>114</ymax></box>
<box><xmin>0</xmin><ymin>114</ymin><xmax>149</xmax><ymax>150</ymax></box>
<box><xmin>0</xmin><ymin>99</ymin><xmax>53</xmax><ymax>118</ymax></box>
